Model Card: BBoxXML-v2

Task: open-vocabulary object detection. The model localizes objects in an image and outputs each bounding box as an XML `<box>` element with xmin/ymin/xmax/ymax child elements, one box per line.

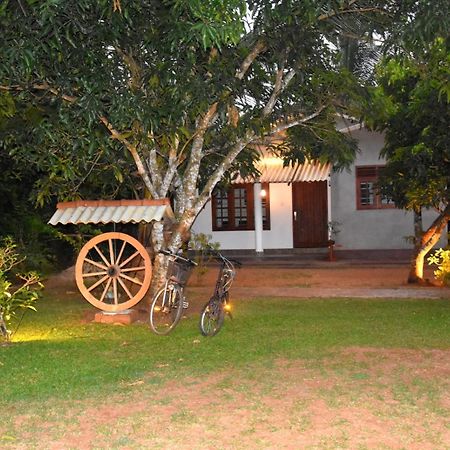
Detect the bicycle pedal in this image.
<box><xmin>182</xmin><ymin>301</ymin><xmax>189</xmax><ymax>309</ymax></box>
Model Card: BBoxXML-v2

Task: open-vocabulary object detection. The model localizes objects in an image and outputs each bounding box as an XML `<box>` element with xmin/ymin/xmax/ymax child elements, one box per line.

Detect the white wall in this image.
<box><xmin>192</xmin><ymin>127</ymin><xmax>448</xmax><ymax>251</ymax></box>
<box><xmin>331</xmin><ymin>128</ymin><xmax>447</xmax><ymax>250</ymax></box>
<box><xmin>191</xmin><ymin>183</ymin><xmax>293</xmax><ymax>250</ymax></box>
<box><xmin>263</xmin><ymin>183</ymin><xmax>293</xmax><ymax>249</ymax></box>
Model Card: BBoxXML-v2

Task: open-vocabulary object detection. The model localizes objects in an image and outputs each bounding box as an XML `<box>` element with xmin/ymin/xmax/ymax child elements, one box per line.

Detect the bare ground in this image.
<box><xmin>5</xmin><ymin>349</ymin><xmax>450</xmax><ymax>449</ymax></box>
<box><xmin>7</xmin><ymin>263</ymin><xmax>449</xmax><ymax>449</ymax></box>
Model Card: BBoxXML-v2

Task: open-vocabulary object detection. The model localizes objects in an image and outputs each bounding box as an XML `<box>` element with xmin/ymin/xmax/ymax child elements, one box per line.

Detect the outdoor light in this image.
<box><xmin>260</xmin><ymin>189</ymin><xmax>267</xmax><ymax>198</ymax></box>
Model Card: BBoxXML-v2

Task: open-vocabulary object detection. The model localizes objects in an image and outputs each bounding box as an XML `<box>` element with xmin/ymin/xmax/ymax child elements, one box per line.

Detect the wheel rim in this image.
<box><xmin>200</xmin><ymin>301</ymin><xmax>224</xmax><ymax>336</ymax></box>
<box><xmin>150</xmin><ymin>286</ymin><xmax>182</xmax><ymax>334</ymax></box>
<box><xmin>75</xmin><ymin>232</ymin><xmax>152</xmax><ymax>312</ymax></box>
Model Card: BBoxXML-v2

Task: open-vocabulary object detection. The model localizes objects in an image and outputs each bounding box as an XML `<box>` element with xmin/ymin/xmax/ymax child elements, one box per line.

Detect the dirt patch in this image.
<box><xmin>44</xmin><ymin>263</ymin><xmax>450</xmax><ymax>325</ymax></box>
<box><xmin>3</xmin><ymin>265</ymin><xmax>449</xmax><ymax>449</ymax></box>
<box><xmin>4</xmin><ymin>349</ymin><xmax>449</xmax><ymax>449</ymax></box>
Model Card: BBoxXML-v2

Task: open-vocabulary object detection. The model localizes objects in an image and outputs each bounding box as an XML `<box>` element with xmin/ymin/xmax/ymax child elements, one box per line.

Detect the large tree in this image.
<box><xmin>367</xmin><ymin>37</ymin><xmax>450</xmax><ymax>283</ymax></box>
<box><xmin>1</xmin><ymin>1</ymin><xmax>447</xmax><ymax>287</ymax></box>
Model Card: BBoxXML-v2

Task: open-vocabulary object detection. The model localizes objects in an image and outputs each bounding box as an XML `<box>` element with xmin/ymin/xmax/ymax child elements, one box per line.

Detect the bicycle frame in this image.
<box><xmin>213</xmin><ymin>253</ymin><xmax>239</xmax><ymax>298</ymax></box>
<box><xmin>199</xmin><ymin>252</ymin><xmax>241</xmax><ymax>336</ymax></box>
<box><xmin>149</xmin><ymin>249</ymin><xmax>197</xmax><ymax>335</ymax></box>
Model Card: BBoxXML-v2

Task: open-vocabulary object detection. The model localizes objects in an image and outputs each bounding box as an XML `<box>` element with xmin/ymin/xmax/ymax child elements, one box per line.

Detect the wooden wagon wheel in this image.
<box><xmin>75</xmin><ymin>232</ymin><xmax>152</xmax><ymax>312</ymax></box>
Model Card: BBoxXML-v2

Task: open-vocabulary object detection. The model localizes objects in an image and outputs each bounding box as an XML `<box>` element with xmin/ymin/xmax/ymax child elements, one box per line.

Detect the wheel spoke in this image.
<box><xmin>119</xmin><ymin>250</ymin><xmax>140</xmax><ymax>268</ymax></box>
<box><xmin>115</xmin><ymin>240</ymin><xmax>127</xmax><ymax>267</ymax></box>
<box><xmin>94</xmin><ymin>245</ymin><xmax>110</xmax><ymax>267</ymax></box>
<box><xmin>108</xmin><ymin>238</ymin><xmax>115</xmax><ymax>265</ymax></box>
<box><xmin>117</xmin><ymin>277</ymin><xmax>133</xmax><ymax>300</ymax></box>
<box><xmin>120</xmin><ymin>266</ymin><xmax>146</xmax><ymax>273</ymax></box>
<box><xmin>84</xmin><ymin>258</ymin><xmax>108</xmax><ymax>271</ymax></box>
<box><xmin>99</xmin><ymin>277</ymin><xmax>113</xmax><ymax>302</ymax></box>
<box><xmin>113</xmin><ymin>278</ymin><xmax>118</xmax><ymax>305</ymax></box>
<box><xmin>87</xmin><ymin>274</ymin><xmax>109</xmax><ymax>292</ymax></box>
<box><xmin>82</xmin><ymin>270</ymin><xmax>108</xmax><ymax>278</ymax></box>
<box><xmin>119</xmin><ymin>272</ymin><xmax>143</xmax><ymax>286</ymax></box>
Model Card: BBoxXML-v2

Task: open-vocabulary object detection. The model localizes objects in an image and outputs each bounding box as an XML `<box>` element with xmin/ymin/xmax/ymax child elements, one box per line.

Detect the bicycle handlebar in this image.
<box><xmin>206</xmin><ymin>250</ymin><xmax>242</xmax><ymax>268</ymax></box>
<box><xmin>159</xmin><ymin>249</ymin><xmax>198</xmax><ymax>266</ymax></box>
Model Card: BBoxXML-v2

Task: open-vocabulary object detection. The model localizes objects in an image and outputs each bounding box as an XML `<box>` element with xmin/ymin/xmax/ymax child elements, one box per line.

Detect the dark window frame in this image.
<box><xmin>356</xmin><ymin>165</ymin><xmax>395</xmax><ymax>210</ymax></box>
<box><xmin>212</xmin><ymin>183</ymin><xmax>271</xmax><ymax>231</ymax></box>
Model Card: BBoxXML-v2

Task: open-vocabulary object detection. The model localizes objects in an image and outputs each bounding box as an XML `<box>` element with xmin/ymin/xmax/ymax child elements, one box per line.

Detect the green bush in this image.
<box><xmin>0</xmin><ymin>237</ymin><xmax>42</xmax><ymax>341</ymax></box>
<box><xmin>188</xmin><ymin>233</ymin><xmax>220</xmax><ymax>282</ymax></box>
<box><xmin>427</xmin><ymin>248</ymin><xmax>450</xmax><ymax>286</ymax></box>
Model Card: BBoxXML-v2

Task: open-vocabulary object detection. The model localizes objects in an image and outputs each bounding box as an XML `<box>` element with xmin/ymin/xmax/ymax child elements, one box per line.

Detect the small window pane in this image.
<box><xmin>360</xmin><ymin>181</ymin><xmax>374</xmax><ymax>205</ymax></box>
<box><xmin>381</xmin><ymin>195</ymin><xmax>393</xmax><ymax>205</ymax></box>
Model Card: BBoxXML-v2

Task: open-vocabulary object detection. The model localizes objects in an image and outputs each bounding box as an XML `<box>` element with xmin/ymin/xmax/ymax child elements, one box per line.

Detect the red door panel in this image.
<box><xmin>292</xmin><ymin>181</ymin><xmax>328</xmax><ymax>248</ymax></box>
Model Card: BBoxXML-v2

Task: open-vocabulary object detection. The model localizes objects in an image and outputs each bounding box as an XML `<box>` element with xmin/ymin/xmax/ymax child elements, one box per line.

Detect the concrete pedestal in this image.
<box><xmin>94</xmin><ymin>309</ymin><xmax>140</xmax><ymax>325</ymax></box>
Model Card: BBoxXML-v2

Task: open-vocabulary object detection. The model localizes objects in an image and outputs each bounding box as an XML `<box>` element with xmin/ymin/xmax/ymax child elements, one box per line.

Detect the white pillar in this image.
<box><xmin>327</xmin><ymin>174</ymin><xmax>332</xmax><ymax>240</ymax></box>
<box><xmin>253</xmin><ymin>182</ymin><xmax>264</xmax><ymax>254</ymax></box>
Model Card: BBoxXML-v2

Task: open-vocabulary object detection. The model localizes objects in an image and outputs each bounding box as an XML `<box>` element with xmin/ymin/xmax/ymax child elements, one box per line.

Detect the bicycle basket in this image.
<box><xmin>168</xmin><ymin>259</ymin><xmax>193</xmax><ymax>286</ymax></box>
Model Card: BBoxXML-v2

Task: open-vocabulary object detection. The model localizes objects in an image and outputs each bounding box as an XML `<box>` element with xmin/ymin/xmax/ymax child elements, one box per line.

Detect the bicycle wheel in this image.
<box><xmin>199</xmin><ymin>297</ymin><xmax>225</xmax><ymax>337</ymax></box>
<box><xmin>149</xmin><ymin>284</ymin><xmax>184</xmax><ymax>335</ymax></box>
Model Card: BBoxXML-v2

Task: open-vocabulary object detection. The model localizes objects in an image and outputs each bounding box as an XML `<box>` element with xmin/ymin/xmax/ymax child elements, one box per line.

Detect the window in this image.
<box><xmin>356</xmin><ymin>166</ymin><xmax>394</xmax><ymax>210</ymax></box>
<box><xmin>212</xmin><ymin>183</ymin><xmax>270</xmax><ymax>231</ymax></box>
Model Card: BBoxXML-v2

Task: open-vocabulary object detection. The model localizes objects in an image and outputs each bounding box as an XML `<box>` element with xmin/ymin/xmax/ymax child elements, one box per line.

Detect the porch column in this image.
<box><xmin>253</xmin><ymin>182</ymin><xmax>264</xmax><ymax>254</ymax></box>
<box><xmin>327</xmin><ymin>174</ymin><xmax>332</xmax><ymax>240</ymax></box>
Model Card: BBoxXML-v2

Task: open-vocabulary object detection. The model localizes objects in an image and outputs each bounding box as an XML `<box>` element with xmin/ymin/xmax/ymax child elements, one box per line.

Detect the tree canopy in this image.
<box><xmin>1</xmin><ymin>0</ymin><xmax>448</xmax><ymax>261</ymax></box>
<box><xmin>368</xmin><ymin>37</ymin><xmax>450</xmax><ymax>211</ymax></box>
<box><xmin>366</xmin><ymin>36</ymin><xmax>450</xmax><ymax>282</ymax></box>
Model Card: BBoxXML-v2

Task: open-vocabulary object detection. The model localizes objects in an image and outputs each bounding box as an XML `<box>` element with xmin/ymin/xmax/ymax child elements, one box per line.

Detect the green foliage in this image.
<box><xmin>0</xmin><ymin>0</ymin><xmax>402</xmax><ymax>205</ymax></box>
<box><xmin>0</xmin><ymin>149</ymin><xmax>77</xmax><ymax>273</ymax></box>
<box><xmin>366</xmin><ymin>37</ymin><xmax>450</xmax><ymax>211</ymax></box>
<box><xmin>0</xmin><ymin>238</ymin><xmax>42</xmax><ymax>341</ymax></box>
<box><xmin>428</xmin><ymin>248</ymin><xmax>450</xmax><ymax>286</ymax></box>
<box><xmin>1</xmin><ymin>0</ymin><xmax>448</xmax><ymax>258</ymax></box>
<box><xmin>188</xmin><ymin>232</ymin><xmax>220</xmax><ymax>281</ymax></box>
<box><xmin>384</xmin><ymin>0</ymin><xmax>450</xmax><ymax>52</ymax></box>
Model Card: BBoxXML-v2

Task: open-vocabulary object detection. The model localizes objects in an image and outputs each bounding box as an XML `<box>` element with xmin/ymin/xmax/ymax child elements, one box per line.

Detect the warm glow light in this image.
<box><xmin>260</xmin><ymin>189</ymin><xmax>266</xmax><ymax>198</ymax></box>
<box><xmin>224</xmin><ymin>304</ymin><xmax>232</xmax><ymax>311</ymax></box>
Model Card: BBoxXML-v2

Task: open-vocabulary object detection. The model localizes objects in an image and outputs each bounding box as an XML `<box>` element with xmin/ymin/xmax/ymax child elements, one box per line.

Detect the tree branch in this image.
<box><xmin>99</xmin><ymin>116</ymin><xmax>157</xmax><ymax>197</ymax></box>
<box><xmin>262</xmin><ymin>65</ymin><xmax>296</xmax><ymax>118</ymax></box>
<box><xmin>160</xmin><ymin>139</ymin><xmax>180</xmax><ymax>197</ymax></box>
<box><xmin>268</xmin><ymin>106</ymin><xmax>327</xmax><ymax>135</ymax></box>
<box><xmin>0</xmin><ymin>82</ymin><xmax>77</xmax><ymax>103</ymax></box>
<box><xmin>262</xmin><ymin>68</ymin><xmax>284</xmax><ymax>117</ymax></box>
<box><xmin>114</xmin><ymin>46</ymin><xmax>142</xmax><ymax>92</ymax></box>
<box><xmin>235</xmin><ymin>39</ymin><xmax>267</xmax><ymax>80</ymax></box>
<box><xmin>196</xmin><ymin>130</ymin><xmax>256</xmax><ymax>209</ymax></box>
<box><xmin>182</xmin><ymin>103</ymin><xmax>219</xmax><ymax>204</ymax></box>
<box><xmin>319</xmin><ymin>4</ymin><xmax>390</xmax><ymax>22</ymax></box>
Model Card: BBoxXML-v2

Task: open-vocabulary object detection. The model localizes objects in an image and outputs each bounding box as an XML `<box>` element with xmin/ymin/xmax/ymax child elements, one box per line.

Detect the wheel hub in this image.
<box><xmin>107</xmin><ymin>265</ymin><xmax>119</xmax><ymax>277</ymax></box>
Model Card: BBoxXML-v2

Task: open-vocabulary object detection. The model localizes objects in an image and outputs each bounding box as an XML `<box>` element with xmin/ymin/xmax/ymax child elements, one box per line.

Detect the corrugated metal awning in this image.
<box><xmin>233</xmin><ymin>156</ymin><xmax>331</xmax><ymax>184</ymax></box>
<box><xmin>49</xmin><ymin>199</ymin><xmax>174</xmax><ymax>225</ymax></box>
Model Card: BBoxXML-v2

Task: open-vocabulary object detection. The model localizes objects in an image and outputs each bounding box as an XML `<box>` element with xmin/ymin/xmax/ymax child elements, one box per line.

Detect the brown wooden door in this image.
<box><xmin>292</xmin><ymin>181</ymin><xmax>328</xmax><ymax>248</ymax></box>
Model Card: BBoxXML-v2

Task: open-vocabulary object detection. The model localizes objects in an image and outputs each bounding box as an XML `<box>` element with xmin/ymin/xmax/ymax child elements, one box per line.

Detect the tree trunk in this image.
<box><xmin>408</xmin><ymin>208</ymin><xmax>424</xmax><ymax>283</ymax></box>
<box><xmin>408</xmin><ymin>205</ymin><xmax>450</xmax><ymax>284</ymax></box>
<box><xmin>143</xmin><ymin>210</ymin><xmax>198</xmax><ymax>307</ymax></box>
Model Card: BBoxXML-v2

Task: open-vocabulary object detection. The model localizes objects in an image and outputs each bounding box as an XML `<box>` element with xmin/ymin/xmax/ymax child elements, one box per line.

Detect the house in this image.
<box><xmin>191</xmin><ymin>123</ymin><xmax>447</xmax><ymax>258</ymax></box>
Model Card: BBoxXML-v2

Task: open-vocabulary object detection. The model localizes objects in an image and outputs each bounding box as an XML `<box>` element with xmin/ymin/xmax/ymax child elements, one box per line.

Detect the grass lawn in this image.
<box><xmin>1</xmin><ymin>293</ymin><xmax>449</xmax><ymax>448</ymax></box>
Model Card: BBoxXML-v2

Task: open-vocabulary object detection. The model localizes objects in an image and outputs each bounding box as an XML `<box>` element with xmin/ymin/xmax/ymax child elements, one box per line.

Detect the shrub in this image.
<box><xmin>427</xmin><ymin>248</ymin><xmax>450</xmax><ymax>286</ymax></box>
<box><xmin>0</xmin><ymin>237</ymin><xmax>42</xmax><ymax>341</ymax></box>
<box><xmin>188</xmin><ymin>233</ymin><xmax>220</xmax><ymax>282</ymax></box>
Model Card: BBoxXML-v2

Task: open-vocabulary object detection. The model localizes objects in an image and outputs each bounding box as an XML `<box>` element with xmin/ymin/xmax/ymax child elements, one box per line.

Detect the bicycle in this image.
<box><xmin>199</xmin><ymin>251</ymin><xmax>241</xmax><ymax>337</ymax></box>
<box><xmin>149</xmin><ymin>249</ymin><xmax>197</xmax><ymax>335</ymax></box>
